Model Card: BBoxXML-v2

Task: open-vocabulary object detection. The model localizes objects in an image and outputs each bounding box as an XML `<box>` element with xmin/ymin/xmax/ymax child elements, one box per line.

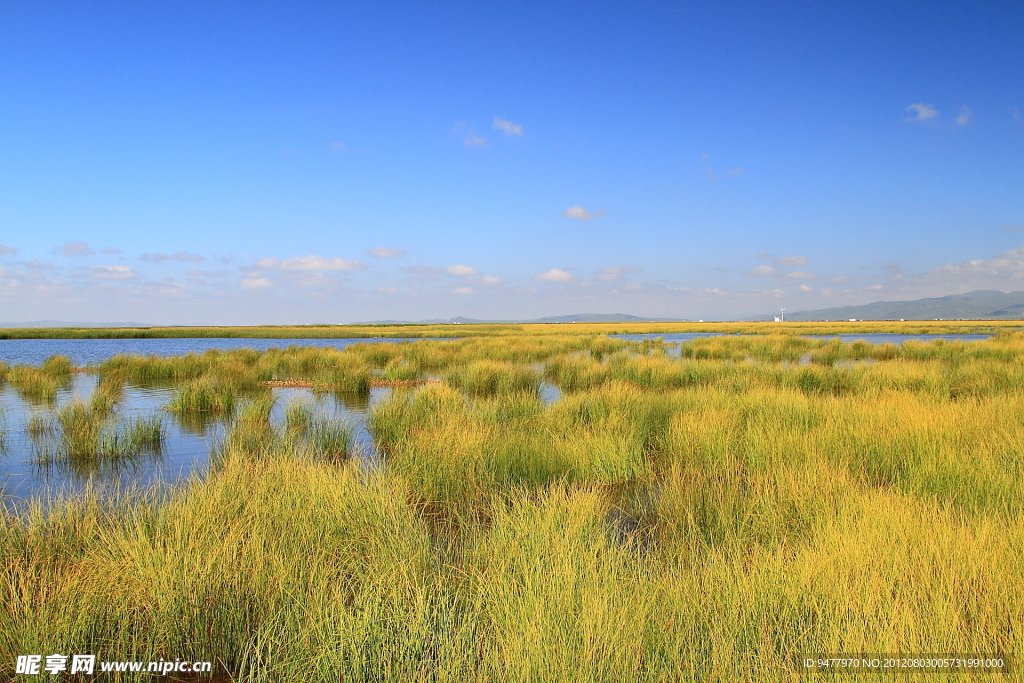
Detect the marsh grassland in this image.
<box><xmin>1</xmin><ymin>331</ymin><xmax>1022</xmax><ymax>681</ymax></box>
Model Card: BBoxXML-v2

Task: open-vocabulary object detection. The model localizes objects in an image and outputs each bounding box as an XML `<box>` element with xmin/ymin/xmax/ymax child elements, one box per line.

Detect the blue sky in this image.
<box><xmin>1</xmin><ymin>0</ymin><xmax>1022</xmax><ymax>323</ymax></box>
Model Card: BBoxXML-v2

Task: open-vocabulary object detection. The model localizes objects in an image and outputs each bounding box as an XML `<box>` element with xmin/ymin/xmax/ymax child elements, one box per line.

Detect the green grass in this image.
<box><xmin>2</xmin><ymin>334</ymin><xmax>1023</xmax><ymax>681</ymax></box>
<box><xmin>165</xmin><ymin>377</ymin><xmax>238</xmax><ymax>414</ymax></box>
<box><xmin>27</xmin><ymin>397</ymin><xmax>164</xmax><ymax>472</ymax></box>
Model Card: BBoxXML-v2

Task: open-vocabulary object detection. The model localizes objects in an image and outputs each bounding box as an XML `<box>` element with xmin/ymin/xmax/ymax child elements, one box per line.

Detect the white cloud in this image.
<box><xmin>59</xmin><ymin>241</ymin><xmax>93</xmax><ymax>257</ymax></box>
<box><xmin>368</xmin><ymin>246</ymin><xmax>406</xmax><ymax>258</ymax></box>
<box><xmin>493</xmin><ymin>117</ymin><xmax>523</xmax><ymax>136</ymax></box>
<box><xmin>279</xmin><ymin>271</ymin><xmax>339</xmax><ymax>288</ymax></box>
<box><xmin>785</xmin><ymin>270</ymin><xmax>817</xmax><ymax>280</ymax></box>
<box><xmin>774</xmin><ymin>255</ymin><xmax>807</xmax><ymax>266</ymax></box>
<box><xmin>90</xmin><ymin>265</ymin><xmax>138</xmax><ymax>280</ymax></box>
<box><xmin>921</xmin><ymin>246</ymin><xmax>1024</xmax><ymax>284</ymax></box>
<box><xmin>464</xmin><ymin>134</ymin><xmax>486</xmax><ymax>147</ymax></box>
<box><xmin>906</xmin><ymin>103</ymin><xmax>939</xmax><ymax>123</ymax></box>
<box><xmin>242</xmin><ymin>275</ymin><xmax>274</xmax><ymax>289</ymax></box>
<box><xmin>865</xmin><ymin>284</ymin><xmax>883</xmax><ymax>290</ymax></box>
<box><xmin>256</xmin><ymin>256</ymin><xmax>366</xmax><ymax>271</ymax></box>
<box><xmin>562</xmin><ymin>205</ymin><xmax>605</xmax><ymax>220</ymax></box>
<box><xmin>799</xmin><ymin>284</ymin><xmax>812</xmax><ymax>292</ymax></box>
<box><xmin>141</xmin><ymin>251</ymin><xmax>205</xmax><ymax>263</ymax></box>
<box><xmin>596</xmin><ymin>266</ymin><xmax>640</xmax><ymax>281</ymax></box>
<box><xmin>956</xmin><ymin>107</ymin><xmax>972</xmax><ymax>126</ymax></box>
<box><xmin>831</xmin><ymin>276</ymin><xmax>852</xmax><ymax>285</ymax></box>
<box><xmin>329</xmin><ymin>141</ymin><xmax>347</xmax><ymax>151</ymax></box>
<box><xmin>479</xmin><ymin>274</ymin><xmax>501</xmax><ymax>284</ymax></box>
<box><xmin>625</xmin><ymin>282</ymin><xmax>641</xmax><ymax>290</ymax></box>
<box><xmin>446</xmin><ymin>264</ymin><xmax>479</xmax><ymax>277</ymax></box>
<box><xmin>534</xmin><ymin>268</ymin><xmax>574</xmax><ymax>282</ymax></box>
<box><xmin>101</xmin><ymin>247</ymin><xmax>122</xmax><ymax>255</ymax></box>
<box><xmin>755</xmin><ymin>252</ymin><xmax>772</xmax><ymax>259</ymax></box>
<box><xmin>727</xmin><ymin>166</ymin><xmax>745</xmax><ymax>175</ymax></box>
<box><xmin>749</xmin><ymin>265</ymin><xmax>778</xmax><ymax>276</ymax></box>
<box><xmin>377</xmin><ymin>286</ymin><xmax>398</xmax><ymax>294</ymax></box>
<box><xmin>452</xmin><ymin>286</ymin><xmax>474</xmax><ymax>295</ymax></box>
<box><xmin>1001</xmin><ymin>224</ymin><xmax>1024</xmax><ymax>232</ymax></box>
<box><xmin>0</xmin><ymin>244</ymin><xmax>18</xmax><ymax>255</ymax></box>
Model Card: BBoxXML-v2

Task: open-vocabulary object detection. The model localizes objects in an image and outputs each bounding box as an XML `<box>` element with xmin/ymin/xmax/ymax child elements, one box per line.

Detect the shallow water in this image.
<box><xmin>613</xmin><ymin>332</ymin><xmax>992</xmax><ymax>344</ymax></box>
<box><xmin>803</xmin><ymin>333</ymin><xmax>991</xmax><ymax>344</ymax></box>
<box><xmin>610</xmin><ymin>332</ymin><xmax>726</xmax><ymax>344</ymax></box>
<box><xmin>0</xmin><ymin>373</ymin><xmax>392</xmax><ymax>502</ymax></box>
<box><xmin>0</xmin><ymin>337</ymin><xmax>455</xmax><ymax>367</ymax></box>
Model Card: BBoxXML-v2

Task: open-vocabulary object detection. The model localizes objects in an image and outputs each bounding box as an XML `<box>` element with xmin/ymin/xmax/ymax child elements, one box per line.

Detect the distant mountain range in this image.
<box><xmin>0</xmin><ymin>320</ymin><xmax>152</xmax><ymax>328</ymax></box>
<box><xmin>8</xmin><ymin>291</ymin><xmax>1024</xmax><ymax>328</ymax></box>
<box><xmin>762</xmin><ymin>290</ymin><xmax>1024</xmax><ymax>321</ymax></box>
<box><xmin>359</xmin><ymin>313</ymin><xmax>687</xmax><ymax>324</ymax></box>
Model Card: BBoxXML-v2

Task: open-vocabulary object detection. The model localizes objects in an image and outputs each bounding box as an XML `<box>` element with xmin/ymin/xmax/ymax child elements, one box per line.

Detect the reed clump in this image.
<box><xmin>29</xmin><ymin>398</ymin><xmax>164</xmax><ymax>467</ymax></box>
<box><xmin>166</xmin><ymin>377</ymin><xmax>238</xmax><ymax>414</ymax></box>
<box><xmin>444</xmin><ymin>360</ymin><xmax>540</xmax><ymax>396</ymax></box>
<box><xmin>5</xmin><ymin>356</ymin><xmax>72</xmax><ymax>404</ymax></box>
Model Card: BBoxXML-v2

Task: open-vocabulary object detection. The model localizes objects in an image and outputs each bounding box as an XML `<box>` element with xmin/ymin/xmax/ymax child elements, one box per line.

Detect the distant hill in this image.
<box><xmin>358</xmin><ymin>313</ymin><xmax>686</xmax><ymax>324</ymax></box>
<box><xmin>0</xmin><ymin>320</ymin><xmax>152</xmax><ymax>328</ymax></box>
<box><xmin>764</xmin><ymin>290</ymin><xmax>1024</xmax><ymax>321</ymax></box>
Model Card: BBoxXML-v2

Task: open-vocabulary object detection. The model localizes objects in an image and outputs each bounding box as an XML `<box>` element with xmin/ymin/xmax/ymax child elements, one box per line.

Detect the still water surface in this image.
<box><xmin>611</xmin><ymin>332</ymin><xmax>992</xmax><ymax>344</ymax></box>
<box><xmin>0</xmin><ymin>373</ymin><xmax>390</xmax><ymax>502</ymax></box>
<box><xmin>0</xmin><ymin>337</ymin><xmax>452</xmax><ymax>367</ymax></box>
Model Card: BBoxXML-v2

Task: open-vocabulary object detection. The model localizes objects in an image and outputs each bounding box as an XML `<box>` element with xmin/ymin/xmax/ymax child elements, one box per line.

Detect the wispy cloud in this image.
<box><xmin>446</xmin><ymin>264</ymin><xmax>479</xmax><ymax>277</ymax></box>
<box><xmin>452</xmin><ymin>286</ymin><xmax>474</xmax><ymax>295</ymax></box>
<box><xmin>956</xmin><ymin>107</ymin><xmax>972</xmax><ymax>126</ymax></box>
<box><xmin>748</xmin><ymin>265</ymin><xmax>778</xmax><ymax>276</ymax></box>
<box><xmin>906</xmin><ymin>103</ymin><xmax>939</xmax><ymax>123</ymax></box>
<box><xmin>727</xmin><ymin>166</ymin><xmax>745</xmax><ymax>175</ymax></box>
<box><xmin>242</xmin><ymin>274</ymin><xmax>274</xmax><ymax>289</ymax></box>
<box><xmin>377</xmin><ymin>286</ymin><xmax>397</xmax><ymax>294</ymax></box>
<box><xmin>479</xmin><ymin>275</ymin><xmax>501</xmax><ymax>284</ymax></box>
<box><xmin>774</xmin><ymin>255</ymin><xmax>807</xmax><ymax>266</ymax></box>
<box><xmin>329</xmin><ymin>141</ymin><xmax>347</xmax><ymax>151</ymax></box>
<box><xmin>562</xmin><ymin>205</ymin><xmax>605</xmax><ymax>220</ymax></box>
<box><xmin>90</xmin><ymin>265</ymin><xmax>138</xmax><ymax>280</ymax></box>
<box><xmin>595</xmin><ymin>266</ymin><xmax>641</xmax><ymax>281</ymax></box>
<box><xmin>922</xmin><ymin>246</ymin><xmax>1024</xmax><ymax>282</ymax></box>
<box><xmin>493</xmin><ymin>117</ymin><xmax>523</xmax><ymax>136</ymax></box>
<box><xmin>0</xmin><ymin>244</ymin><xmax>18</xmax><ymax>256</ymax></box>
<box><xmin>101</xmin><ymin>247</ymin><xmax>122</xmax><ymax>255</ymax></box>
<box><xmin>58</xmin><ymin>241</ymin><xmax>93</xmax><ymax>257</ymax></box>
<box><xmin>534</xmin><ymin>268</ymin><xmax>574</xmax><ymax>282</ymax></box>
<box><xmin>141</xmin><ymin>251</ymin><xmax>205</xmax><ymax>263</ymax></box>
<box><xmin>799</xmin><ymin>284</ymin><xmax>812</xmax><ymax>292</ymax></box>
<box><xmin>755</xmin><ymin>252</ymin><xmax>772</xmax><ymax>260</ymax></box>
<box><xmin>464</xmin><ymin>133</ymin><xmax>486</xmax><ymax>147</ymax></box>
<box><xmin>255</xmin><ymin>256</ymin><xmax>366</xmax><ymax>271</ymax></box>
<box><xmin>784</xmin><ymin>270</ymin><xmax>817</xmax><ymax>280</ymax></box>
<box><xmin>1002</xmin><ymin>224</ymin><xmax>1024</xmax><ymax>232</ymax></box>
<box><xmin>368</xmin><ymin>246</ymin><xmax>406</xmax><ymax>258</ymax></box>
